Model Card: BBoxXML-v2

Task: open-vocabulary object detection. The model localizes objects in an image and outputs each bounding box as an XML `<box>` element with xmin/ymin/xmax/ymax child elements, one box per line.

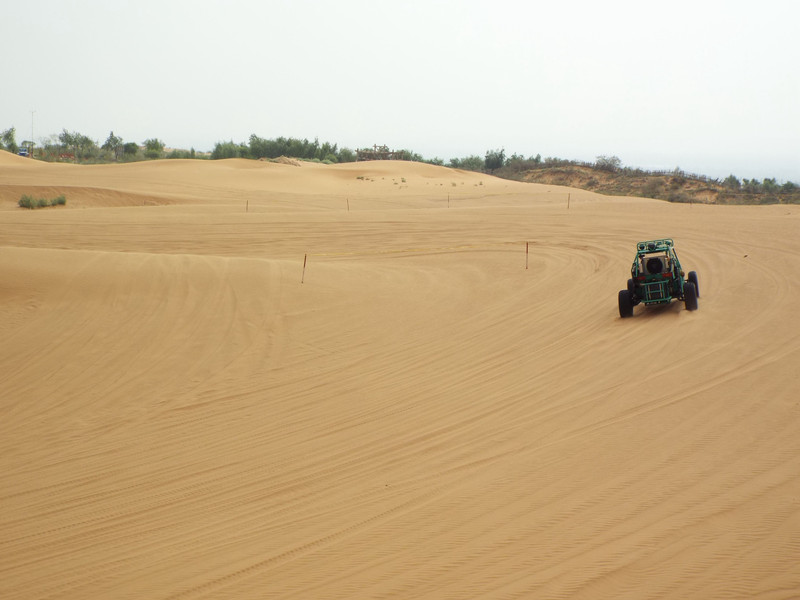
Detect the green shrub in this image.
<box><xmin>642</xmin><ymin>179</ymin><xmax>664</xmax><ymax>198</ymax></box>
<box><xmin>211</xmin><ymin>140</ymin><xmax>245</xmax><ymax>159</ymax></box>
<box><xmin>449</xmin><ymin>155</ymin><xmax>484</xmax><ymax>172</ymax></box>
<box><xmin>144</xmin><ymin>138</ymin><xmax>165</xmax><ymax>159</ymax></box>
<box><xmin>667</xmin><ymin>191</ymin><xmax>692</xmax><ymax>203</ymax></box>
<box><xmin>595</xmin><ymin>155</ymin><xmax>622</xmax><ymax>172</ymax></box>
<box><xmin>166</xmin><ymin>149</ymin><xmax>193</xmax><ymax>159</ymax></box>
<box><xmin>485</xmin><ymin>148</ymin><xmax>506</xmax><ymax>173</ymax></box>
<box><xmin>18</xmin><ymin>193</ymin><xmax>67</xmax><ymax>209</ymax></box>
<box><xmin>723</xmin><ymin>174</ymin><xmax>741</xmax><ymax>190</ymax></box>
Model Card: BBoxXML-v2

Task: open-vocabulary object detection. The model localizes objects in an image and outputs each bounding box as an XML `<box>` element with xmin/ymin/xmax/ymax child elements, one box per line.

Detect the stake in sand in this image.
<box><xmin>301</xmin><ymin>253</ymin><xmax>307</xmax><ymax>284</ymax></box>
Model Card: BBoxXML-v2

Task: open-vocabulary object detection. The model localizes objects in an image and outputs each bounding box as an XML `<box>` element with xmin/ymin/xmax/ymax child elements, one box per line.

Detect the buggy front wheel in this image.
<box><xmin>627</xmin><ymin>278</ymin><xmax>639</xmax><ymax>304</ymax></box>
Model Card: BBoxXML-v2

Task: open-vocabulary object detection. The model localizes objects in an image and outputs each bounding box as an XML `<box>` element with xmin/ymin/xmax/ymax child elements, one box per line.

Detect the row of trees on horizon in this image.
<box><xmin>2</xmin><ymin>126</ymin><xmax>797</xmax><ymax>192</ymax></box>
<box><xmin>1</xmin><ymin>127</ymin><xmax>173</xmax><ymax>162</ymax></box>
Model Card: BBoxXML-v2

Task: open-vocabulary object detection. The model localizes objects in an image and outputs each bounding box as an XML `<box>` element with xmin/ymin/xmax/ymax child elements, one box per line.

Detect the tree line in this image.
<box><xmin>211</xmin><ymin>135</ymin><xmax>354</xmax><ymax>163</ymax></box>
<box><xmin>0</xmin><ymin>125</ymin><xmax>510</xmax><ymax>171</ymax></box>
<box><xmin>2</xmin><ymin>125</ymin><xmax>796</xmax><ymax>194</ymax></box>
<box><xmin>212</xmin><ymin>135</ymin><xmax>431</xmax><ymax>164</ymax></box>
<box><xmin>0</xmin><ymin>127</ymin><xmax>174</xmax><ymax>162</ymax></box>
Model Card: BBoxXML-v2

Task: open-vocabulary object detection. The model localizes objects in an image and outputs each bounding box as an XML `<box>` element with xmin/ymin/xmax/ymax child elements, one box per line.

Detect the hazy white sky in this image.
<box><xmin>3</xmin><ymin>0</ymin><xmax>799</xmax><ymax>181</ymax></box>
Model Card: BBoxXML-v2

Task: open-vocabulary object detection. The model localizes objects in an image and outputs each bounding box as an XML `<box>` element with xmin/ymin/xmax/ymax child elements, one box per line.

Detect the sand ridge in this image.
<box><xmin>1</xmin><ymin>152</ymin><xmax>799</xmax><ymax>598</ymax></box>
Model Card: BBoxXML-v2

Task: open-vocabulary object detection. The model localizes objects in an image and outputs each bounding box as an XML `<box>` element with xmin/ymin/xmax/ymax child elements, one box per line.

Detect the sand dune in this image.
<box><xmin>2</xmin><ymin>152</ymin><xmax>799</xmax><ymax>598</ymax></box>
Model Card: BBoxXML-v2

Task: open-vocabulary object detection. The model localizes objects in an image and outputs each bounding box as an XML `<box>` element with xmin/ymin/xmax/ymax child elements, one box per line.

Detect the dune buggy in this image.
<box><xmin>618</xmin><ymin>238</ymin><xmax>699</xmax><ymax>318</ymax></box>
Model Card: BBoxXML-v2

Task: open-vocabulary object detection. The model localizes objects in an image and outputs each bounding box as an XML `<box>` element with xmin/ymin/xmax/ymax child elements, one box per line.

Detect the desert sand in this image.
<box><xmin>2</xmin><ymin>150</ymin><xmax>799</xmax><ymax>599</ymax></box>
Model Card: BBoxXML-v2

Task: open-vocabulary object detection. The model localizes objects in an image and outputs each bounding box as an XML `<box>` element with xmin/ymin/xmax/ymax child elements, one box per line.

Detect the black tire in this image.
<box><xmin>619</xmin><ymin>289</ymin><xmax>634</xmax><ymax>318</ymax></box>
<box><xmin>627</xmin><ymin>278</ymin><xmax>639</xmax><ymax>305</ymax></box>
<box><xmin>688</xmin><ymin>271</ymin><xmax>699</xmax><ymax>298</ymax></box>
<box><xmin>684</xmin><ymin>281</ymin><xmax>698</xmax><ymax>311</ymax></box>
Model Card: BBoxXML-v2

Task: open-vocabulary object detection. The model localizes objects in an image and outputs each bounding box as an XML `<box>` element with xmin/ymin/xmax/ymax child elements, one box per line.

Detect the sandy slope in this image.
<box><xmin>2</xmin><ymin>151</ymin><xmax>799</xmax><ymax>599</ymax></box>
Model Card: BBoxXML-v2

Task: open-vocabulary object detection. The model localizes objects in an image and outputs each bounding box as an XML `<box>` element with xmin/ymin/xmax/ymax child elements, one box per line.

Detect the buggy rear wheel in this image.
<box><xmin>618</xmin><ymin>289</ymin><xmax>634</xmax><ymax>318</ymax></box>
<box><xmin>688</xmin><ymin>271</ymin><xmax>699</xmax><ymax>297</ymax></box>
<box><xmin>684</xmin><ymin>281</ymin><xmax>698</xmax><ymax>311</ymax></box>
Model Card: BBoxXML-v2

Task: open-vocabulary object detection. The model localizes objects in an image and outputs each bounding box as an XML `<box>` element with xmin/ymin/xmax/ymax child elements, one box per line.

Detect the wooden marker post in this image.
<box><xmin>301</xmin><ymin>253</ymin><xmax>307</xmax><ymax>284</ymax></box>
<box><xmin>246</xmin><ymin>200</ymin><xmax>249</xmax><ymax>213</ymax></box>
<box><xmin>526</xmin><ymin>241</ymin><xmax>529</xmax><ymax>270</ymax></box>
<box><xmin>567</xmin><ymin>193</ymin><xmax>570</xmax><ymax>210</ymax></box>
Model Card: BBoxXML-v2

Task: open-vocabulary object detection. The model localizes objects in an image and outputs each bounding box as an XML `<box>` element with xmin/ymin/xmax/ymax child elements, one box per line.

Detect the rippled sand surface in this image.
<box><xmin>2</xmin><ymin>151</ymin><xmax>799</xmax><ymax>599</ymax></box>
